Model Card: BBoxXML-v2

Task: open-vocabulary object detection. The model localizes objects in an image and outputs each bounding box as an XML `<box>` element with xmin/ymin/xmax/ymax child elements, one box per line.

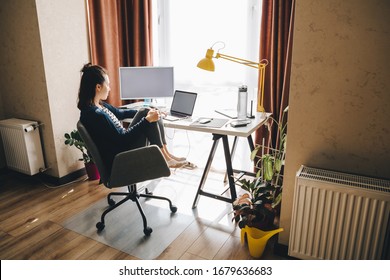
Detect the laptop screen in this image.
<box><xmin>170</xmin><ymin>90</ymin><xmax>197</xmax><ymax>116</ymax></box>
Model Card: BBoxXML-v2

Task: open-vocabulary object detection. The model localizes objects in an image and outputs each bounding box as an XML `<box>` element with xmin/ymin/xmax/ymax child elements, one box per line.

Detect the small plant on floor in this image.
<box><xmin>64</xmin><ymin>129</ymin><xmax>93</xmax><ymax>164</ymax></box>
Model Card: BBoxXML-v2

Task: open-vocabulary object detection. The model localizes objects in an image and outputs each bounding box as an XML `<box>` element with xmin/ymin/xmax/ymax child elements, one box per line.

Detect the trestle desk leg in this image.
<box><xmin>224</xmin><ymin>136</ymin><xmax>238</xmax><ymax>183</ymax></box>
<box><xmin>222</xmin><ymin>135</ymin><xmax>237</xmax><ymax>202</ymax></box>
<box><xmin>192</xmin><ymin>135</ymin><xmax>221</xmax><ymax>208</ymax></box>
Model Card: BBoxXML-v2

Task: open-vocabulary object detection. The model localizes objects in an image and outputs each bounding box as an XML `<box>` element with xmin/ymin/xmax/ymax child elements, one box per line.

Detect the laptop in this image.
<box><xmin>164</xmin><ymin>90</ymin><xmax>197</xmax><ymax>121</ymax></box>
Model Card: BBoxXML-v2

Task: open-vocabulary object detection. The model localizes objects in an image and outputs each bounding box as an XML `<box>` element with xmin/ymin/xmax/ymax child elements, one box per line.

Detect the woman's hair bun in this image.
<box><xmin>81</xmin><ymin>63</ymin><xmax>92</xmax><ymax>73</ymax></box>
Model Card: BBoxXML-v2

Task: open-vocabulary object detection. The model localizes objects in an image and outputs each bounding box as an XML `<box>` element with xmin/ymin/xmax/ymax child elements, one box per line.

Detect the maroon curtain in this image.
<box><xmin>87</xmin><ymin>0</ymin><xmax>153</xmax><ymax>106</ymax></box>
<box><xmin>255</xmin><ymin>0</ymin><xmax>295</xmax><ymax>152</ymax></box>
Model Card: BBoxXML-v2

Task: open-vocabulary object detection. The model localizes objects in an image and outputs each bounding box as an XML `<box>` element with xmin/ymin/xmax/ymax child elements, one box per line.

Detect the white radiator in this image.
<box><xmin>0</xmin><ymin>118</ymin><xmax>45</xmax><ymax>175</ymax></box>
<box><xmin>289</xmin><ymin>165</ymin><xmax>390</xmax><ymax>260</ymax></box>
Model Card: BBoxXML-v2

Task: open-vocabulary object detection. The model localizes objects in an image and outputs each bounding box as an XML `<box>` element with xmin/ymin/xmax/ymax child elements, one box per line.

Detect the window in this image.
<box><xmin>153</xmin><ymin>0</ymin><xmax>261</xmax><ymax>91</ymax></box>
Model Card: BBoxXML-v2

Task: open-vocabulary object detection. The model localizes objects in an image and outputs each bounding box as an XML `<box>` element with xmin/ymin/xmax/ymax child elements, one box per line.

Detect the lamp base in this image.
<box><xmin>247</xmin><ymin>100</ymin><xmax>255</xmax><ymax>118</ymax></box>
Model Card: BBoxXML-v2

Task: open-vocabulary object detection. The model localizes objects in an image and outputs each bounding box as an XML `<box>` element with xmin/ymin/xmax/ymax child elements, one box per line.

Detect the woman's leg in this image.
<box><xmin>156</xmin><ymin>119</ymin><xmax>167</xmax><ymax>145</ymax></box>
<box><xmin>156</xmin><ymin>118</ymin><xmax>186</xmax><ymax>162</ymax></box>
<box><xmin>130</xmin><ymin>108</ymin><xmax>163</xmax><ymax>147</ymax></box>
<box><xmin>131</xmin><ymin>108</ymin><xmax>185</xmax><ymax>167</ymax></box>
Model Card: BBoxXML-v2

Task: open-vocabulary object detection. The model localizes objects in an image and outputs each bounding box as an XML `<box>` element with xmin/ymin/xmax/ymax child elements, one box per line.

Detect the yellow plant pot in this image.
<box><xmin>241</xmin><ymin>226</ymin><xmax>284</xmax><ymax>258</ymax></box>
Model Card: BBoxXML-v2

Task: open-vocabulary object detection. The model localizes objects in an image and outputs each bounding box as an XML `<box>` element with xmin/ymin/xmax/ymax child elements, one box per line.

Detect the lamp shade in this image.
<box><xmin>197</xmin><ymin>48</ymin><xmax>215</xmax><ymax>71</ymax></box>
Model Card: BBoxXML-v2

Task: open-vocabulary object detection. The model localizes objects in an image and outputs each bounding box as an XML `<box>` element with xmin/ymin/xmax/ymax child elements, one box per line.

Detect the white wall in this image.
<box><xmin>0</xmin><ymin>0</ymin><xmax>90</xmax><ymax>178</ymax></box>
<box><xmin>35</xmin><ymin>0</ymin><xmax>90</xmax><ymax>177</ymax></box>
<box><xmin>0</xmin><ymin>0</ymin><xmax>49</xmax><ymax>171</ymax></box>
<box><xmin>281</xmin><ymin>0</ymin><xmax>390</xmax><ymax>246</ymax></box>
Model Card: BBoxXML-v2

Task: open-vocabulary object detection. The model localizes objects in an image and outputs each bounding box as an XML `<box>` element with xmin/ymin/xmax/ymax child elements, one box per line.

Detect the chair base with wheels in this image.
<box><xmin>96</xmin><ymin>184</ymin><xmax>177</xmax><ymax>236</ymax></box>
<box><xmin>77</xmin><ymin>121</ymin><xmax>176</xmax><ymax>236</ymax></box>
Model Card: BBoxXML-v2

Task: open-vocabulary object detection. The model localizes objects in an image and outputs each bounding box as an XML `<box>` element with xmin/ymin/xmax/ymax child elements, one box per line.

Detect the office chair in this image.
<box><xmin>77</xmin><ymin>121</ymin><xmax>177</xmax><ymax>236</ymax></box>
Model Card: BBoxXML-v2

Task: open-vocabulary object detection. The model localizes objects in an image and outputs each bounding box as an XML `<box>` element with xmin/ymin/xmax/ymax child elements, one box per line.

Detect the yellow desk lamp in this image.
<box><xmin>197</xmin><ymin>42</ymin><xmax>268</xmax><ymax>112</ymax></box>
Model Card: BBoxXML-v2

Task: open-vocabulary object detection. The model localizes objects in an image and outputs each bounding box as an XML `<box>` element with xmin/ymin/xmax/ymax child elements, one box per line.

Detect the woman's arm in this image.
<box><xmin>81</xmin><ymin>106</ymin><xmax>148</xmax><ymax>143</ymax></box>
<box><xmin>103</xmin><ymin>103</ymin><xmax>137</xmax><ymax>120</ymax></box>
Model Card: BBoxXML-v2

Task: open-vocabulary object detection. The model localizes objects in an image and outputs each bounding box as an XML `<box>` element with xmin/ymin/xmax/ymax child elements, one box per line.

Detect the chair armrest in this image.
<box><xmin>108</xmin><ymin>145</ymin><xmax>170</xmax><ymax>188</ymax></box>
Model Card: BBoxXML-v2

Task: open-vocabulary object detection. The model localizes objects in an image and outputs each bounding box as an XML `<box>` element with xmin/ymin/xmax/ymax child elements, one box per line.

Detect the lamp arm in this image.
<box><xmin>215</xmin><ymin>53</ymin><xmax>267</xmax><ymax>69</ymax></box>
<box><xmin>205</xmin><ymin>49</ymin><xmax>268</xmax><ymax>112</ymax></box>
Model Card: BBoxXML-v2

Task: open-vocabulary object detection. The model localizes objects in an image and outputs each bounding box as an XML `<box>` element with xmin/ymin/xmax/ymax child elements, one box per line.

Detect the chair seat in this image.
<box><xmin>109</xmin><ymin>145</ymin><xmax>170</xmax><ymax>188</ymax></box>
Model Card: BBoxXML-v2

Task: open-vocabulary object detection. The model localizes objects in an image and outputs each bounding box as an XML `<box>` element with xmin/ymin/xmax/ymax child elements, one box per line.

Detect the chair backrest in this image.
<box><xmin>77</xmin><ymin>121</ymin><xmax>110</xmax><ymax>184</ymax></box>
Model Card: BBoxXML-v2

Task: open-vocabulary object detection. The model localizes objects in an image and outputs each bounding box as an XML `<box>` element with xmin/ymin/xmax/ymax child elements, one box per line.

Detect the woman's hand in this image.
<box><xmin>145</xmin><ymin>109</ymin><xmax>160</xmax><ymax>123</ymax></box>
<box><xmin>159</xmin><ymin>110</ymin><xmax>167</xmax><ymax>118</ymax></box>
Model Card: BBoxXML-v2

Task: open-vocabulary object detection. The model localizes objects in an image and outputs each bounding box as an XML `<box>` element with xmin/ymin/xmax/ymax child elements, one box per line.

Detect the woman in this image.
<box><xmin>77</xmin><ymin>63</ymin><xmax>186</xmax><ymax>170</ymax></box>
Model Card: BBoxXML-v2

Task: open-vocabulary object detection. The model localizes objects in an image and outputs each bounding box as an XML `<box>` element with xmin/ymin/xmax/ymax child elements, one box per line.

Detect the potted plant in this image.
<box><xmin>64</xmin><ymin>129</ymin><xmax>100</xmax><ymax>181</ymax></box>
<box><xmin>234</xmin><ymin>178</ymin><xmax>284</xmax><ymax>258</ymax></box>
<box><xmin>233</xmin><ymin>178</ymin><xmax>282</xmax><ymax>230</ymax></box>
<box><xmin>233</xmin><ymin>107</ymin><xmax>288</xmax><ymax>258</ymax></box>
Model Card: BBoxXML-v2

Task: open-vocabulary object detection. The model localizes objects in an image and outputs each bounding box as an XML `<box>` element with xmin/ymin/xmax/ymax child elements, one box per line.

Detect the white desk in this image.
<box><xmin>164</xmin><ymin>112</ymin><xmax>271</xmax><ymax>208</ymax></box>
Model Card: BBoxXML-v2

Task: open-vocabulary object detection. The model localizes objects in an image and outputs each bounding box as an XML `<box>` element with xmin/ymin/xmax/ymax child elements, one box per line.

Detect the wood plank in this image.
<box><xmin>10</xmin><ymin>228</ymin><xmax>81</xmax><ymax>259</ymax></box>
<box><xmin>156</xmin><ymin>218</ymin><xmax>208</xmax><ymax>260</ymax></box>
<box><xmin>0</xmin><ymin>171</ymin><xmax>50</xmax><ymax>196</ymax></box>
<box><xmin>0</xmin><ymin>185</ymin><xmax>73</xmax><ymax>225</ymax></box>
<box><xmin>186</xmin><ymin>226</ymin><xmax>231</xmax><ymax>260</ymax></box>
<box><xmin>47</xmin><ymin>183</ymin><xmax>112</xmax><ymax>223</ymax></box>
<box><xmin>179</xmin><ymin>252</ymin><xmax>207</xmax><ymax>260</ymax></box>
<box><xmin>51</xmin><ymin>234</ymin><xmax>99</xmax><ymax>260</ymax></box>
<box><xmin>0</xmin><ymin>220</ymin><xmax>62</xmax><ymax>259</ymax></box>
<box><xmin>1</xmin><ymin>181</ymin><xmax>109</xmax><ymax>236</ymax></box>
<box><xmin>0</xmin><ymin>230</ymin><xmax>13</xmax><ymax>247</ymax></box>
<box><xmin>0</xmin><ymin>184</ymin><xmax>46</xmax><ymax>210</ymax></box>
<box><xmin>213</xmin><ymin>235</ymin><xmax>253</xmax><ymax>260</ymax></box>
<box><xmin>77</xmin><ymin>243</ymin><xmax>138</xmax><ymax>260</ymax></box>
<box><xmin>112</xmin><ymin>251</ymin><xmax>140</xmax><ymax>260</ymax></box>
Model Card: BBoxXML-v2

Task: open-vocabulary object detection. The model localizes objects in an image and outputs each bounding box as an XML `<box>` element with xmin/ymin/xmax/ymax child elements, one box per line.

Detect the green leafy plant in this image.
<box><xmin>251</xmin><ymin>107</ymin><xmax>288</xmax><ymax>187</ymax></box>
<box><xmin>233</xmin><ymin>178</ymin><xmax>282</xmax><ymax>230</ymax></box>
<box><xmin>233</xmin><ymin>107</ymin><xmax>288</xmax><ymax>230</ymax></box>
<box><xmin>64</xmin><ymin>129</ymin><xmax>93</xmax><ymax>164</ymax></box>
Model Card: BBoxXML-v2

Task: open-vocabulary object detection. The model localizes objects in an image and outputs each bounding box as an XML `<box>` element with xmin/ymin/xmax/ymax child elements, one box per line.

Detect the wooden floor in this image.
<box><xmin>0</xmin><ymin>167</ymin><xmax>284</xmax><ymax>260</ymax></box>
<box><xmin>0</xmin><ymin>123</ymin><xmax>285</xmax><ymax>260</ymax></box>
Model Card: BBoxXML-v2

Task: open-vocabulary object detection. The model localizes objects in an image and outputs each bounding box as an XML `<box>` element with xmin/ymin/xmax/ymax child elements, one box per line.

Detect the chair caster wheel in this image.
<box><xmin>145</xmin><ymin>188</ymin><xmax>153</xmax><ymax>195</ymax></box>
<box><xmin>144</xmin><ymin>227</ymin><xmax>153</xmax><ymax>236</ymax></box>
<box><xmin>108</xmin><ymin>198</ymin><xmax>116</xmax><ymax>206</ymax></box>
<box><xmin>170</xmin><ymin>205</ymin><xmax>178</xmax><ymax>213</ymax></box>
<box><xmin>96</xmin><ymin>221</ymin><xmax>105</xmax><ymax>231</ymax></box>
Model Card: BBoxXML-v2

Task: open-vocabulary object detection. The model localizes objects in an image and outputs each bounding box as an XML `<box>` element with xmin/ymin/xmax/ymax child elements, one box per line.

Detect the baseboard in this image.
<box><xmin>274</xmin><ymin>242</ymin><xmax>297</xmax><ymax>260</ymax></box>
<box><xmin>0</xmin><ymin>167</ymin><xmax>8</xmax><ymax>174</ymax></box>
<box><xmin>38</xmin><ymin>168</ymin><xmax>87</xmax><ymax>186</ymax></box>
<box><xmin>0</xmin><ymin>167</ymin><xmax>87</xmax><ymax>187</ymax></box>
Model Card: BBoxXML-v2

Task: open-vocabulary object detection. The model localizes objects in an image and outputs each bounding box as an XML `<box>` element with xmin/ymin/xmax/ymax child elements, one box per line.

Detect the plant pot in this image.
<box><xmin>241</xmin><ymin>226</ymin><xmax>283</xmax><ymax>258</ymax></box>
<box><xmin>85</xmin><ymin>162</ymin><xmax>100</xmax><ymax>181</ymax></box>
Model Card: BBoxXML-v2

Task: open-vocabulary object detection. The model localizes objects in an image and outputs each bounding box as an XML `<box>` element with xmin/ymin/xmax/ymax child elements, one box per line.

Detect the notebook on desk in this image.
<box><xmin>190</xmin><ymin>118</ymin><xmax>229</xmax><ymax>128</ymax></box>
<box><xmin>164</xmin><ymin>90</ymin><xmax>197</xmax><ymax>121</ymax></box>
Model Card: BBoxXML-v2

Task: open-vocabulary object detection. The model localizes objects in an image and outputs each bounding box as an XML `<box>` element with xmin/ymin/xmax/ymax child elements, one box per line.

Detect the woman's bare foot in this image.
<box><xmin>167</xmin><ymin>159</ymin><xmax>187</xmax><ymax>168</ymax></box>
<box><xmin>169</xmin><ymin>154</ymin><xmax>186</xmax><ymax>162</ymax></box>
<box><xmin>163</xmin><ymin>145</ymin><xmax>186</xmax><ymax>162</ymax></box>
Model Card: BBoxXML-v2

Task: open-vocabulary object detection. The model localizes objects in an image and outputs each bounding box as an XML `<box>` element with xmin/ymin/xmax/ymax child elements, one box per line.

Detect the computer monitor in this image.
<box><xmin>119</xmin><ymin>66</ymin><xmax>174</xmax><ymax>100</ymax></box>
